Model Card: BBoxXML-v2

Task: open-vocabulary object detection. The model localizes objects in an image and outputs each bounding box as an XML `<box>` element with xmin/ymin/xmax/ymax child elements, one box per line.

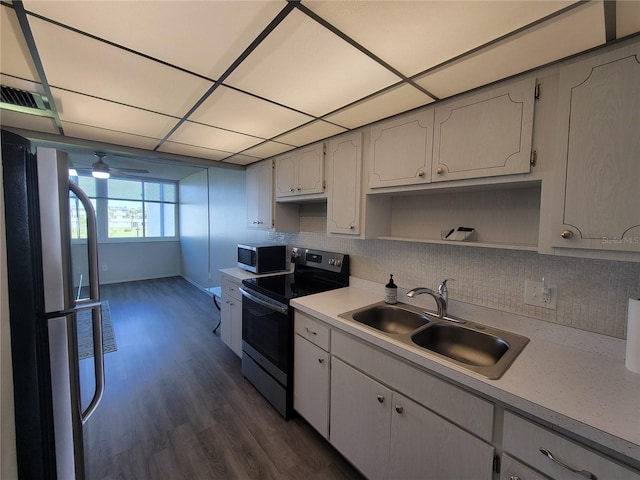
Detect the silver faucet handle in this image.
<box><xmin>438</xmin><ymin>278</ymin><xmax>455</xmax><ymax>300</ymax></box>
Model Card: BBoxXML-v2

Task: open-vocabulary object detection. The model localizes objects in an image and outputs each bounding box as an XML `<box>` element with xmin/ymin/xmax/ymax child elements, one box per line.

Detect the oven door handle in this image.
<box><xmin>239</xmin><ymin>287</ymin><xmax>289</xmax><ymax>315</ymax></box>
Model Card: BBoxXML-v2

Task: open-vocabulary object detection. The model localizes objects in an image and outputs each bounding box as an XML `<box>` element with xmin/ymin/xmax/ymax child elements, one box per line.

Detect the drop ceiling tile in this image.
<box><xmin>22</xmin><ymin>1</ymin><xmax>286</xmax><ymax>79</ymax></box>
<box><xmin>222</xmin><ymin>153</ymin><xmax>263</xmax><ymax>166</ymax></box>
<box><xmin>272</xmin><ymin>120</ymin><xmax>347</xmax><ymax>147</ymax></box>
<box><xmin>242</xmin><ymin>141</ymin><xmax>296</xmax><ymax>159</ymax></box>
<box><xmin>28</xmin><ymin>16</ymin><xmax>212</xmax><ymax>117</ymax></box>
<box><xmin>0</xmin><ymin>109</ymin><xmax>59</xmax><ymax>134</ymax></box>
<box><xmin>617</xmin><ymin>1</ymin><xmax>640</xmax><ymax>38</ymax></box>
<box><xmin>169</xmin><ymin>121</ymin><xmax>263</xmax><ymax>153</ymax></box>
<box><xmin>305</xmin><ymin>1</ymin><xmax>575</xmax><ymax>77</ymax></box>
<box><xmin>189</xmin><ymin>86</ymin><xmax>313</xmax><ymax>139</ymax></box>
<box><xmin>1</xmin><ymin>5</ymin><xmax>40</xmax><ymax>81</ymax></box>
<box><xmin>157</xmin><ymin>142</ymin><xmax>230</xmax><ymax>162</ymax></box>
<box><xmin>0</xmin><ymin>73</ymin><xmax>44</xmax><ymax>94</ymax></box>
<box><xmin>61</xmin><ymin>122</ymin><xmax>160</xmax><ymax>151</ymax></box>
<box><xmin>324</xmin><ymin>83</ymin><xmax>434</xmax><ymax>129</ymax></box>
<box><xmin>52</xmin><ymin>88</ymin><xmax>177</xmax><ymax>139</ymax></box>
<box><xmin>225</xmin><ymin>9</ymin><xmax>400</xmax><ymax>117</ymax></box>
<box><xmin>414</xmin><ymin>1</ymin><xmax>606</xmax><ymax>99</ymax></box>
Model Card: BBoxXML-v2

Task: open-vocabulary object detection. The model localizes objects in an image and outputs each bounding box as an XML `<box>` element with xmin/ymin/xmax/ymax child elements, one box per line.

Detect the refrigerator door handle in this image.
<box><xmin>70</xmin><ymin>181</ymin><xmax>105</xmax><ymax>424</ymax></box>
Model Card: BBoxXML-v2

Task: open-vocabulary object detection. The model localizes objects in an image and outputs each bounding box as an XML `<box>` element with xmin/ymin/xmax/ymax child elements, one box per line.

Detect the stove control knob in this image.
<box><xmin>329</xmin><ymin>259</ymin><xmax>335</xmax><ymax>266</ymax></box>
<box><xmin>335</xmin><ymin>259</ymin><xmax>342</xmax><ymax>267</ymax></box>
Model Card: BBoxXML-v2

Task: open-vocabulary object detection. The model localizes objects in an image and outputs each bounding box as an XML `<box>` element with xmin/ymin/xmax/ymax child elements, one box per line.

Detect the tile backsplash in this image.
<box><xmin>269</xmin><ymin>231</ymin><xmax>640</xmax><ymax>339</ymax></box>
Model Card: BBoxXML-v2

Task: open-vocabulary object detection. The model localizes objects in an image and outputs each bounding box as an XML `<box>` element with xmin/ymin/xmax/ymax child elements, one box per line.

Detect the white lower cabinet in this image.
<box><xmin>330</xmin><ymin>356</ymin><xmax>494</xmax><ymax>480</ymax></box>
<box><xmin>502</xmin><ymin>411</ymin><xmax>640</xmax><ymax>480</ymax></box>
<box><xmin>500</xmin><ymin>454</ymin><xmax>550</xmax><ymax>480</ymax></box>
<box><xmin>220</xmin><ymin>275</ymin><xmax>243</xmax><ymax>358</ymax></box>
<box><xmin>330</xmin><ymin>357</ymin><xmax>392</xmax><ymax>480</ymax></box>
<box><xmin>293</xmin><ymin>334</ymin><xmax>330</xmax><ymax>438</ymax></box>
<box><xmin>389</xmin><ymin>391</ymin><xmax>494</xmax><ymax>480</ymax></box>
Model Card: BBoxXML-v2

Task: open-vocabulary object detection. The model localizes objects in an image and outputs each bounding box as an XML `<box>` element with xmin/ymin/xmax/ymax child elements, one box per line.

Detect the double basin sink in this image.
<box><xmin>338</xmin><ymin>302</ymin><xmax>529</xmax><ymax>379</ymax></box>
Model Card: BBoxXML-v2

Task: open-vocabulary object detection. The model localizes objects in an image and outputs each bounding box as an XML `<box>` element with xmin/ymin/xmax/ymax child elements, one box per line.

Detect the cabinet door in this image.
<box><xmin>296</xmin><ymin>144</ymin><xmax>324</xmax><ymax>195</ymax></box>
<box><xmin>552</xmin><ymin>43</ymin><xmax>640</xmax><ymax>251</ymax></box>
<box><xmin>274</xmin><ymin>154</ymin><xmax>296</xmax><ymax>197</ymax></box>
<box><xmin>220</xmin><ymin>277</ymin><xmax>242</xmax><ymax>357</ymax></box>
<box><xmin>220</xmin><ymin>294</ymin><xmax>232</xmax><ymax>348</ymax></box>
<box><xmin>275</xmin><ymin>143</ymin><xmax>324</xmax><ymax>199</ymax></box>
<box><xmin>293</xmin><ymin>335</ymin><xmax>330</xmax><ymax>438</ymax></box>
<box><xmin>246</xmin><ymin>160</ymin><xmax>273</xmax><ymax>229</ymax></box>
<box><xmin>327</xmin><ymin>132</ymin><xmax>362</xmax><ymax>235</ymax></box>
<box><xmin>369</xmin><ymin>109</ymin><xmax>434</xmax><ymax>189</ymax></box>
<box><xmin>389</xmin><ymin>392</ymin><xmax>494</xmax><ymax>480</ymax></box>
<box><xmin>229</xmin><ymin>300</ymin><xmax>243</xmax><ymax>358</ymax></box>
<box><xmin>330</xmin><ymin>357</ymin><xmax>391</xmax><ymax>480</ymax></box>
<box><xmin>432</xmin><ymin>77</ymin><xmax>535</xmax><ymax>182</ymax></box>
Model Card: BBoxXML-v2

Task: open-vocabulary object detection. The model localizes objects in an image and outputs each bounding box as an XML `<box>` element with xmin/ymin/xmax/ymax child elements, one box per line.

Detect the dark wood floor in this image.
<box><xmin>82</xmin><ymin>276</ymin><xmax>363</xmax><ymax>480</ymax></box>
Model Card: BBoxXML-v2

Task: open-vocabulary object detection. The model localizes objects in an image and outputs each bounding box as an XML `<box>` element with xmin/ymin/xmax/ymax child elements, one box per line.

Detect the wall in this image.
<box><xmin>179</xmin><ymin>169</ymin><xmax>210</xmax><ymax>288</ymax></box>
<box><xmin>71</xmin><ymin>241</ymin><xmax>181</xmax><ymax>286</ymax></box>
<box><xmin>208</xmin><ymin>167</ymin><xmax>268</xmax><ymax>288</ymax></box>
<box><xmin>0</xmin><ymin>148</ymin><xmax>18</xmax><ymax>479</ymax></box>
<box><xmin>269</xmin><ymin>232</ymin><xmax>640</xmax><ymax>340</ymax></box>
<box><xmin>179</xmin><ymin>167</ymin><xmax>268</xmax><ymax>291</ymax></box>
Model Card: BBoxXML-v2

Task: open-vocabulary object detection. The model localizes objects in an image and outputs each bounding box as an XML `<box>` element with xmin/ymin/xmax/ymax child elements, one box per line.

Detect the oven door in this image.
<box><xmin>239</xmin><ymin>287</ymin><xmax>291</xmax><ymax>381</ymax></box>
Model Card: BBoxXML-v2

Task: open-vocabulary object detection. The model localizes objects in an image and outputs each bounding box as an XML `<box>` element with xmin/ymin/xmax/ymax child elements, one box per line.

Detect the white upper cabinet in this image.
<box><xmin>327</xmin><ymin>131</ymin><xmax>362</xmax><ymax>235</ymax></box>
<box><xmin>368</xmin><ymin>109</ymin><xmax>434</xmax><ymax>189</ymax></box>
<box><xmin>246</xmin><ymin>159</ymin><xmax>273</xmax><ymax>229</ymax></box>
<box><xmin>551</xmin><ymin>42</ymin><xmax>640</xmax><ymax>252</ymax></box>
<box><xmin>432</xmin><ymin>77</ymin><xmax>536</xmax><ymax>182</ymax></box>
<box><xmin>275</xmin><ymin>142</ymin><xmax>325</xmax><ymax>199</ymax></box>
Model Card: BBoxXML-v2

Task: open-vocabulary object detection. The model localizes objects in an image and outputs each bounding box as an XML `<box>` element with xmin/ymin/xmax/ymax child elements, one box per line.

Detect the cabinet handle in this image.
<box><xmin>395</xmin><ymin>405</ymin><xmax>404</xmax><ymax>414</ymax></box>
<box><xmin>377</xmin><ymin>395</ymin><xmax>385</xmax><ymax>403</ymax></box>
<box><xmin>297</xmin><ymin>187</ymin><xmax>301</xmax><ymax>191</ymax></box>
<box><xmin>539</xmin><ymin>448</ymin><xmax>597</xmax><ymax>480</ymax></box>
<box><xmin>252</xmin><ymin>220</ymin><xmax>258</xmax><ymax>224</ymax></box>
<box><xmin>318</xmin><ymin>358</ymin><xmax>325</xmax><ymax>364</ymax></box>
<box><xmin>305</xmin><ymin>327</ymin><xmax>317</xmax><ymax>336</ymax></box>
<box><xmin>561</xmin><ymin>229</ymin><xmax>574</xmax><ymax>239</ymax></box>
<box><xmin>289</xmin><ymin>187</ymin><xmax>294</xmax><ymax>192</ymax></box>
<box><xmin>349</xmin><ymin>224</ymin><xmax>354</xmax><ymax>230</ymax></box>
<box><xmin>436</xmin><ymin>167</ymin><xmax>444</xmax><ymax>175</ymax></box>
<box><xmin>509</xmin><ymin>476</ymin><xmax>520</xmax><ymax>480</ymax></box>
<box><xmin>417</xmin><ymin>169</ymin><xmax>425</xmax><ymax>177</ymax></box>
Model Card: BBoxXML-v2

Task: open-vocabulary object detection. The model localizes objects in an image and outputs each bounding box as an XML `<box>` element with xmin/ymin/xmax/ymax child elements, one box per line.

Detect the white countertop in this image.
<box><xmin>290</xmin><ymin>277</ymin><xmax>640</xmax><ymax>466</ymax></box>
<box><xmin>219</xmin><ymin>265</ymin><xmax>293</xmax><ymax>281</ymax></box>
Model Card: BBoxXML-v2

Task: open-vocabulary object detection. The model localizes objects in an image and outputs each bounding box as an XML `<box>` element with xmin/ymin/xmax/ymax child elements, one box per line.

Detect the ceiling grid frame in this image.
<box><xmin>0</xmin><ymin>0</ymin><xmax>637</xmax><ymax>170</ymax></box>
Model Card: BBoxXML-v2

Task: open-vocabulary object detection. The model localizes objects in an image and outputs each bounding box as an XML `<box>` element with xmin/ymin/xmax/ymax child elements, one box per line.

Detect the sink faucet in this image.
<box><xmin>406</xmin><ymin>287</ymin><xmax>447</xmax><ymax>317</ymax></box>
<box><xmin>407</xmin><ymin>279</ymin><xmax>458</xmax><ymax>321</ymax></box>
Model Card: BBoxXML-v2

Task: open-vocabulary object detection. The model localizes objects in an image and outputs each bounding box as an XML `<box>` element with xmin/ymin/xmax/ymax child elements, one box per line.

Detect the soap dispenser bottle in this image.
<box><xmin>385</xmin><ymin>274</ymin><xmax>398</xmax><ymax>304</ymax></box>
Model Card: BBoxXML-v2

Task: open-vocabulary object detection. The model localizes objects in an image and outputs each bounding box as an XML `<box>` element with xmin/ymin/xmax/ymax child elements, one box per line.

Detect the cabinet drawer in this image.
<box><xmin>331</xmin><ymin>329</ymin><xmax>494</xmax><ymax>442</ymax></box>
<box><xmin>294</xmin><ymin>311</ymin><xmax>330</xmax><ymax>351</ymax></box>
<box><xmin>500</xmin><ymin>454</ymin><xmax>550</xmax><ymax>480</ymax></box>
<box><xmin>503</xmin><ymin>411</ymin><xmax>640</xmax><ymax>480</ymax></box>
<box><xmin>221</xmin><ymin>276</ymin><xmax>242</xmax><ymax>302</ymax></box>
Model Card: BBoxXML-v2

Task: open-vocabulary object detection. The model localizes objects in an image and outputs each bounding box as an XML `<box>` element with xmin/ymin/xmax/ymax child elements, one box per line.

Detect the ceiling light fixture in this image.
<box><xmin>92</xmin><ymin>153</ymin><xmax>110</xmax><ymax>179</ymax></box>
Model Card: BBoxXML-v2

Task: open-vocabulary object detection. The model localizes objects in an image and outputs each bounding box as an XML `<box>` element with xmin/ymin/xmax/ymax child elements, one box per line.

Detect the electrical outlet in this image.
<box><xmin>524</xmin><ymin>279</ymin><xmax>557</xmax><ymax>310</ymax></box>
<box><xmin>102</xmin><ymin>264</ymin><xmax>108</xmax><ymax>272</ymax></box>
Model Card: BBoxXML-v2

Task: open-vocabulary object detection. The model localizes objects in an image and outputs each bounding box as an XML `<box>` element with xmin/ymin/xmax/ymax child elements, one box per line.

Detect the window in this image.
<box><xmin>70</xmin><ymin>175</ymin><xmax>177</xmax><ymax>241</ymax></box>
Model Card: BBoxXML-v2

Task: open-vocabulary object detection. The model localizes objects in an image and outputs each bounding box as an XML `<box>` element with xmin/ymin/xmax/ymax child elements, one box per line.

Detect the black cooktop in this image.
<box><xmin>242</xmin><ymin>247</ymin><xmax>349</xmax><ymax>305</ymax></box>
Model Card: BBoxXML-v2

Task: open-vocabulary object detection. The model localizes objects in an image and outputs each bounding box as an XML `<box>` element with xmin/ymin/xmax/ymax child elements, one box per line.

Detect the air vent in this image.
<box><xmin>1</xmin><ymin>85</ymin><xmax>53</xmax><ymax>116</ymax></box>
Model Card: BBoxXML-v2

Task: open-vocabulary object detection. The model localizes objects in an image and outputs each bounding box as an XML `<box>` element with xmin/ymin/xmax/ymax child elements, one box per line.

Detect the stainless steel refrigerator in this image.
<box><xmin>2</xmin><ymin>129</ymin><xmax>105</xmax><ymax>480</ymax></box>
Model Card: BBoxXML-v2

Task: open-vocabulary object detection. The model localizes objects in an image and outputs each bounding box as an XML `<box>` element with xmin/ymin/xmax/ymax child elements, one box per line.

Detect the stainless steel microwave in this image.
<box><xmin>237</xmin><ymin>243</ymin><xmax>287</xmax><ymax>274</ymax></box>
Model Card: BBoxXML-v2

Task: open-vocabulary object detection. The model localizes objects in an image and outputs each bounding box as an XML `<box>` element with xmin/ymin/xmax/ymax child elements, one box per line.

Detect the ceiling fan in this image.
<box><xmin>74</xmin><ymin>153</ymin><xmax>150</xmax><ymax>179</ymax></box>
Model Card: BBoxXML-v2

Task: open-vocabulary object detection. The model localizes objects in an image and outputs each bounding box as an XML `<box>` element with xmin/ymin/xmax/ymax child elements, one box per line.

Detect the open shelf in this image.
<box><xmin>377</xmin><ymin>236</ymin><xmax>539</xmax><ymax>251</ymax></box>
